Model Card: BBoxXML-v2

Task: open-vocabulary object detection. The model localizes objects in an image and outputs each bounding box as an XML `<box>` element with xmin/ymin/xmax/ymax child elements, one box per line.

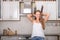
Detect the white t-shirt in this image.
<box><xmin>31</xmin><ymin>22</ymin><xmax>45</xmax><ymax>38</ymax></box>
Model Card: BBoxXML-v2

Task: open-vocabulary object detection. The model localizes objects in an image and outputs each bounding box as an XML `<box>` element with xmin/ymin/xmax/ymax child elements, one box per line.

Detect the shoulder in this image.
<box><xmin>32</xmin><ymin>20</ymin><xmax>36</xmax><ymax>23</ymax></box>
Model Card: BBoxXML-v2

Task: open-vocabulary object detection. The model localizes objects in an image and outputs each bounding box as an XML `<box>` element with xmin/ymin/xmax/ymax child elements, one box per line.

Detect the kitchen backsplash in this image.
<box><xmin>0</xmin><ymin>17</ymin><xmax>60</xmax><ymax>35</ymax></box>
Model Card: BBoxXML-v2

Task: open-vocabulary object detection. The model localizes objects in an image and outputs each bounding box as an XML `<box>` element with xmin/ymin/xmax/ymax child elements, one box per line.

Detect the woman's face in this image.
<box><xmin>35</xmin><ymin>12</ymin><xmax>41</xmax><ymax>18</ymax></box>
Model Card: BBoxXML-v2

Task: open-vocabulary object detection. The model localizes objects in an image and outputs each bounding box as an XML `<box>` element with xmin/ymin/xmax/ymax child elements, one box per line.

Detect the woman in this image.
<box><xmin>27</xmin><ymin>10</ymin><xmax>50</xmax><ymax>40</ymax></box>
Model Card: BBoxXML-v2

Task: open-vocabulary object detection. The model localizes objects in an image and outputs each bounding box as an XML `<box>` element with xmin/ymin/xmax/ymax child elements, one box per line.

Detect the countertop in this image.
<box><xmin>0</xmin><ymin>34</ymin><xmax>60</xmax><ymax>40</ymax></box>
<box><xmin>0</xmin><ymin>34</ymin><xmax>60</xmax><ymax>37</ymax></box>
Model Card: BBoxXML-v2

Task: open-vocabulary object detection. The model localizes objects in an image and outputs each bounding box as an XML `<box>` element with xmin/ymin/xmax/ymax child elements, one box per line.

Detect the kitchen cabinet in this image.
<box><xmin>59</xmin><ymin>36</ymin><xmax>60</xmax><ymax>40</ymax></box>
<box><xmin>1</xmin><ymin>36</ymin><xmax>18</xmax><ymax>40</ymax></box>
<box><xmin>0</xmin><ymin>0</ymin><xmax>58</xmax><ymax>20</ymax></box>
<box><xmin>31</xmin><ymin>2</ymin><xmax>35</xmax><ymax>13</ymax></box>
<box><xmin>1</xmin><ymin>36</ymin><xmax>58</xmax><ymax>40</ymax></box>
<box><xmin>1</xmin><ymin>1</ymin><xmax>19</xmax><ymax>20</ymax></box>
<box><xmin>20</xmin><ymin>2</ymin><xmax>32</xmax><ymax>14</ymax></box>
<box><xmin>0</xmin><ymin>0</ymin><xmax>2</xmax><ymax>20</ymax></box>
<box><xmin>34</xmin><ymin>0</ymin><xmax>56</xmax><ymax>1</ymax></box>
<box><xmin>23</xmin><ymin>2</ymin><xmax>31</xmax><ymax>14</ymax></box>
<box><xmin>57</xmin><ymin>0</ymin><xmax>60</xmax><ymax>20</ymax></box>
<box><xmin>35</xmin><ymin>1</ymin><xmax>57</xmax><ymax>20</ymax></box>
<box><xmin>1</xmin><ymin>36</ymin><xmax>30</xmax><ymax>40</ymax></box>
<box><xmin>45</xmin><ymin>36</ymin><xmax>57</xmax><ymax>40</ymax></box>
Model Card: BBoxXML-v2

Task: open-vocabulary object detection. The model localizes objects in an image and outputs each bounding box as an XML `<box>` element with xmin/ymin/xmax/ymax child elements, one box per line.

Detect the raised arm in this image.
<box><xmin>27</xmin><ymin>14</ymin><xmax>33</xmax><ymax>22</ymax></box>
<box><xmin>42</xmin><ymin>13</ymin><xmax>50</xmax><ymax>22</ymax></box>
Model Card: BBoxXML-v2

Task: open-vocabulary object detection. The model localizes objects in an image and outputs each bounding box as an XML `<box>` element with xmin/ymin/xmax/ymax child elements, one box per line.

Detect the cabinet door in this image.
<box><xmin>57</xmin><ymin>0</ymin><xmax>60</xmax><ymax>20</ymax></box>
<box><xmin>1</xmin><ymin>36</ymin><xmax>18</xmax><ymax>40</ymax></box>
<box><xmin>2</xmin><ymin>1</ymin><xmax>10</xmax><ymax>20</ymax></box>
<box><xmin>0</xmin><ymin>0</ymin><xmax>2</xmax><ymax>20</ymax></box>
<box><xmin>2</xmin><ymin>1</ymin><xmax>19</xmax><ymax>20</ymax></box>
<box><xmin>59</xmin><ymin>36</ymin><xmax>60</xmax><ymax>40</ymax></box>
<box><xmin>45</xmin><ymin>36</ymin><xmax>57</xmax><ymax>40</ymax></box>
<box><xmin>10</xmin><ymin>1</ymin><xmax>19</xmax><ymax>20</ymax></box>
<box><xmin>35</xmin><ymin>1</ymin><xmax>57</xmax><ymax>20</ymax></box>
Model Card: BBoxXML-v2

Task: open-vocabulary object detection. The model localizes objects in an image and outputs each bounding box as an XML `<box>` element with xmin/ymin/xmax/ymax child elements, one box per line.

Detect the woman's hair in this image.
<box><xmin>34</xmin><ymin>10</ymin><xmax>45</xmax><ymax>30</ymax></box>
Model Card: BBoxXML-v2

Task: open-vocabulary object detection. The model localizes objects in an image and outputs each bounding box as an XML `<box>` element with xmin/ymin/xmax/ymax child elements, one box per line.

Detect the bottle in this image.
<box><xmin>15</xmin><ymin>30</ymin><xmax>17</xmax><ymax>35</ymax></box>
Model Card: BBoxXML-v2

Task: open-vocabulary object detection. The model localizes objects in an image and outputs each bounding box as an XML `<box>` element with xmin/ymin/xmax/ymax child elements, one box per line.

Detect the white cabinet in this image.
<box><xmin>1</xmin><ymin>36</ymin><xmax>58</xmax><ymax>40</ymax></box>
<box><xmin>35</xmin><ymin>1</ymin><xmax>57</xmax><ymax>20</ymax></box>
<box><xmin>57</xmin><ymin>0</ymin><xmax>60</xmax><ymax>20</ymax></box>
<box><xmin>45</xmin><ymin>36</ymin><xmax>57</xmax><ymax>40</ymax></box>
<box><xmin>0</xmin><ymin>0</ymin><xmax>2</xmax><ymax>20</ymax></box>
<box><xmin>59</xmin><ymin>36</ymin><xmax>60</xmax><ymax>40</ymax></box>
<box><xmin>1</xmin><ymin>36</ymin><xmax>18</xmax><ymax>40</ymax></box>
<box><xmin>1</xmin><ymin>1</ymin><xmax>19</xmax><ymax>20</ymax></box>
<box><xmin>1</xmin><ymin>36</ymin><xmax>28</xmax><ymax>40</ymax></box>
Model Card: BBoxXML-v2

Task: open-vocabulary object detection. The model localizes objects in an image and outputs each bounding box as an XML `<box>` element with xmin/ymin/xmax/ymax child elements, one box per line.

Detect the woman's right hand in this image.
<box><xmin>27</xmin><ymin>14</ymin><xmax>34</xmax><ymax>22</ymax></box>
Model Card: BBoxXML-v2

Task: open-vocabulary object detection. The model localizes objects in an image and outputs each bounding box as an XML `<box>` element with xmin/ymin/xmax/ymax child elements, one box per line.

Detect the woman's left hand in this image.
<box><xmin>42</xmin><ymin>13</ymin><xmax>50</xmax><ymax>22</ymax></box>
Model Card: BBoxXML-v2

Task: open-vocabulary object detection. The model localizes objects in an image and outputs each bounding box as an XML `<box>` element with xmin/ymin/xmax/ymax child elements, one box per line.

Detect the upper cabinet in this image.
<box><xmin>0</xmin><ymin>0</ymin><xmax>58</xmax><ymax>20</ymax></box>
<box><xmin>57</xmin><ymin>0</ymin><xmax>60</xmax><ymax>20</ymax></box>
<box><xmin>0</xmin><ymin>0</ymin><xmax>2</xmax><ymax>20</ymax></box>
<box><xmin>35</xmin><ymin>1</ymin><xmax>57</xmax><ymax>20</ymax></box>
<box><xmin>24</xmin><ymin>2</ymin><xmax>31</xmax><ymax>14</ymax></box>
<box><xmin>1</xmin><ymin>1</ymin><xmax>19</xmax><ymax>20</ymax></box>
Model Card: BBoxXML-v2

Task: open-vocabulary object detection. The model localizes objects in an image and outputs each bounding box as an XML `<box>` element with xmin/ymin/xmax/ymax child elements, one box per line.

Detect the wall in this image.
<box><xmin>0</xmin><ymin>17</ymin><xmax>60</xmax><ymax>35</ymax></box>
<box><xmin>0</xmin><ymin>17</ymin><xmax>33</xmax><ymax>34</ymax></box>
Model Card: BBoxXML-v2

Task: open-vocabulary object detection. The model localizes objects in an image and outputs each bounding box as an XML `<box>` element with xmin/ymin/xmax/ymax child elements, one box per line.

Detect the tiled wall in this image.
<box><xmin>0</xmin><ymin>17</ymin><xmax>60</xmax><ymax>35</ymax></box>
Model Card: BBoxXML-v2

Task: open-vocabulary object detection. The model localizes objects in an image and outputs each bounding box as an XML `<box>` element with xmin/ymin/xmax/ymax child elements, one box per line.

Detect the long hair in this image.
<box><xmin>34</xmin><ymin>10</ymin><xmax>45</xmax><ymax>30</ymax></box>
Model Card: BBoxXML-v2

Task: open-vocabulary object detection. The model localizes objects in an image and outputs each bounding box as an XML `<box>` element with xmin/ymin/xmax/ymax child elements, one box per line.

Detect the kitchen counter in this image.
<box><xmin>0</xmin><ymin>34</ymin><xmax>60</xmax><ymax>40</ymax></box>
<box><xmin>0</xmin><ymin>34</ymin><xmax>60</xmax><ymax>36</ymax></box>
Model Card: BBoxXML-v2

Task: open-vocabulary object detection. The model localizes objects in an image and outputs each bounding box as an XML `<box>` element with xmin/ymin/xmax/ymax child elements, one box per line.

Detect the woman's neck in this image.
<box><xmin>36</xmin><ymin>18</ymin><xmax>40</xmax><ymax>20</ymax></box>
<box><xmin>35</xmin><ymin>18</ymin><xmax>40</xmax><ymax>22</ymax></box>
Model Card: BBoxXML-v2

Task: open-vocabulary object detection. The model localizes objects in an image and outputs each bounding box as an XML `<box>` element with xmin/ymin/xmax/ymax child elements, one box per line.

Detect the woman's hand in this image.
<box><xmin>27</xmin><ymin>14</ymin><xmax>33</xmax><ymax>22</ymax></box>
<box><xmin>42</xmin><ymin>13</ymin><xmax>50</xmax><ymax>22</ymax></box>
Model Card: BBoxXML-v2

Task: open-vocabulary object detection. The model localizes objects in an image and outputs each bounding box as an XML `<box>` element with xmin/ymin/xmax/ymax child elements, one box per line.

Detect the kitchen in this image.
<box><xmin>0</xmin><ymin>0</ymin><xmax>60</xmax><ymax>40</ymax></box>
